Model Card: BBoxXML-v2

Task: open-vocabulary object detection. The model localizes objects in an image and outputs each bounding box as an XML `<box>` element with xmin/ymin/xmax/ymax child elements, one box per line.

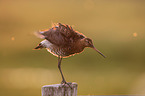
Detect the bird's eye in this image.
<box><xmin>85</xmin><ymin>40</ymin><xmax>89</xmax><ymax>43</ymax></box>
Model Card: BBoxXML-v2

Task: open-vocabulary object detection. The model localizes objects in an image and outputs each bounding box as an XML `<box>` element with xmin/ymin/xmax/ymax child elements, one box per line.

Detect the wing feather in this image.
<box><xmin>37</xmin><ymin>23</ymin><xmax>85</xmax><ymax>46</ymax></box>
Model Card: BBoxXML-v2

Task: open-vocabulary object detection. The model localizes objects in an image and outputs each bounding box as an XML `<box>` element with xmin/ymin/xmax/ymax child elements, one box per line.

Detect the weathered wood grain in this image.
<box><xmin>42</xmin><ymin>82</ymin><xmax>78</xmax><ymax>96</ymax></box>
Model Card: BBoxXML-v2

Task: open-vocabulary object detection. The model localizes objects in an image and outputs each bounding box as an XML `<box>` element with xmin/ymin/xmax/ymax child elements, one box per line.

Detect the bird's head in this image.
<box><xmin>82</xmin><ymin>38</ymin><xmax>106</xmax><ymax>58</ymax></box>
<box><xmin>83</xmin><ymin>38</ymin><xmax>94</xmax><ymax>47</ymax></box>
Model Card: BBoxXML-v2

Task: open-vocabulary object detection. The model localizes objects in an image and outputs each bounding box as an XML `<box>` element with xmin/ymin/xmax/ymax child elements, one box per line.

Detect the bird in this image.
<box><xmin>34</xmin><ymin>23</ymin><xmax>106</xmax><ymax>85</ymax></box>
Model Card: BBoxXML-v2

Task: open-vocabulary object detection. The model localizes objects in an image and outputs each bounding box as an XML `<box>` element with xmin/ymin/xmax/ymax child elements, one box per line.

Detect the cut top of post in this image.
<box><xmin>42</xmin><ymin>82</ymin><xmax>78</xmax><ymax>96</ymax></box>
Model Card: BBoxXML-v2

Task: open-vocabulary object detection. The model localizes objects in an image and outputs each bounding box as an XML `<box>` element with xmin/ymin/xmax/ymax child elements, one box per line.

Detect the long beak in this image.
<box><xmin>92</xmin><ymin>46</ymin><xmax>106</xmax><ymax>58</ymax></box>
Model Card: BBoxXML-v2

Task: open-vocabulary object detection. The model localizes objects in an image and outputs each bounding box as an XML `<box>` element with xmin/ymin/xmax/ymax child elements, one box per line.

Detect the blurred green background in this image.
<box><xmin>0</xmin><ymin>0</ymin><xmax>145</xmax><ymax>96</ymax></box>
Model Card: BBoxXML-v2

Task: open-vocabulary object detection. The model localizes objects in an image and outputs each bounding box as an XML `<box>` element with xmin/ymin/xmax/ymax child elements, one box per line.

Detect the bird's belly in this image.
<box><xmin>46</xmin><ymin>46</ymin><xmax>71</xmax><ymax>58</ymax></box>
<box><xmin>44</xmin><ymin>41</ymin><xmax>83</xmax><ymax>58</ymax></box>
<box><xmin>40</xmin><ymin>40</ymin><xmax>63</xmax><ymax>57</ymax></box>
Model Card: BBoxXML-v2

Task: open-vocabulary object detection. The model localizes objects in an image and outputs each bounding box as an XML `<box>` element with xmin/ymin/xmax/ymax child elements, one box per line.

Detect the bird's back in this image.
<box><xmin>38</xmin><ymin>23</ymin><xmax>85</xmax><ymax>47</ymax></box>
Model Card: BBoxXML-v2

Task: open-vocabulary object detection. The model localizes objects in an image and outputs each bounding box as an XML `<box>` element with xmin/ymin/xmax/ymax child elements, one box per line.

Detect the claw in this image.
<box><xmin>61</xmin><ymin>80</ymin><xmax>72</xmax><ymax>89</ymax></box>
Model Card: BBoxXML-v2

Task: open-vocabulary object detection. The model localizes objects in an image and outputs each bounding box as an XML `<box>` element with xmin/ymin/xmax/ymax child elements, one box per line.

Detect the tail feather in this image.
<box><xmin>34</xmin><ymin>43</ymin><xmax>44</xmax><ymax>49</ymax></box>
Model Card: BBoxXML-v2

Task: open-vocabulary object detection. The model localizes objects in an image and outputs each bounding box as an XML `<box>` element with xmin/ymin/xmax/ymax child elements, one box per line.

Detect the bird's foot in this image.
<box><xmin>61</xmin><ymin>80</ymin><xmax>72</xmax><ymax>88</ymax></box>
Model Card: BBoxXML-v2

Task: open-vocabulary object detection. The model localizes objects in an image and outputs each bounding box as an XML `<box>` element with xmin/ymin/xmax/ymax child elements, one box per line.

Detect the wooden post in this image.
<box><xmin>42</xmin><ymin>82</ymin><xmax>78</xmax><ymax>96</ymax></box>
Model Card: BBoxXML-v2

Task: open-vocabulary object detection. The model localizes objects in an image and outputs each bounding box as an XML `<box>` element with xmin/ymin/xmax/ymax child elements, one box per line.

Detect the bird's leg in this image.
<box><xmin>58</xmin><ymin>56</ymin><xmax>67</xmax><ymax>84</ymax></box>
<box><xmin>58</xmin><ymin>56</ymin><xmax>72</xmax><ymax>87</ymax></box>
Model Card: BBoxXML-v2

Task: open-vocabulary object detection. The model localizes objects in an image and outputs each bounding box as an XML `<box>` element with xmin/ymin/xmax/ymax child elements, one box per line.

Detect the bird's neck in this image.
<box><xmin>73</xmin><ymin>39</ymin><xmax>86</xmax><ymax>52</ymax></box>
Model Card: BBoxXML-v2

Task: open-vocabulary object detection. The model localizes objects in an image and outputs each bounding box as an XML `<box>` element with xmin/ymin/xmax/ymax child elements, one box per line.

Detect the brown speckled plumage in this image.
<box><xmin>35</xmin><ymin>23</ymin><xmax>89</xmax><ymax>58</ymax></box>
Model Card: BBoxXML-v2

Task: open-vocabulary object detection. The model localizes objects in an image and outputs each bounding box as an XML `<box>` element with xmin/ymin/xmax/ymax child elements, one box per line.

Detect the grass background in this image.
<box><xmin>0</xmin><ymin>0</ymin><xmax>145</xmax><ymax>96</ymax></box>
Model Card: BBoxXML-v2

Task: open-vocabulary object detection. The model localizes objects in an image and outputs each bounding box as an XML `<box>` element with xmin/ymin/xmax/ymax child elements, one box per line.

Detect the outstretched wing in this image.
<box><xmin>36</xmin><ymin>23</ymin><xmax>85</xmax><ymax>46</ymax></box>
